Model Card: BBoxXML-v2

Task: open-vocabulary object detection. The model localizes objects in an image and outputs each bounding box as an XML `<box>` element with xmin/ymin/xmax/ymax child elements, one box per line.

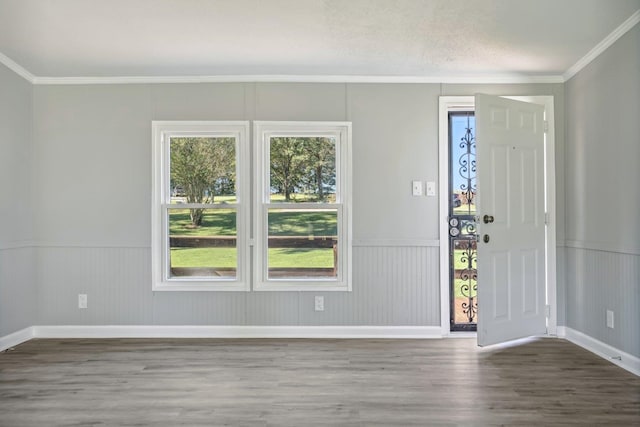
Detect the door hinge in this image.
<box><xmin>543</xmin><ymin>120</ymin><xmax>549</xmax><ymax>133</ymax></box>
<box><xmin>545</xmin><ymin>305</ymin><xmax>551</xmax><ymax>318</ymax></box>
<box><xmin>544</xmin><ymin>212</ymin><xmax>549</xmax><ymax>225</ymax></box>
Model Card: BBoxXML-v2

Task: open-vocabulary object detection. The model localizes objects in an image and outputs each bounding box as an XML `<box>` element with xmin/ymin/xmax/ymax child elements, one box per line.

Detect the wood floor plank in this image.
<box><xmin>0</xmin><ymin>338</ymin><xmax>638</xmax><ymax>426</ymax></box>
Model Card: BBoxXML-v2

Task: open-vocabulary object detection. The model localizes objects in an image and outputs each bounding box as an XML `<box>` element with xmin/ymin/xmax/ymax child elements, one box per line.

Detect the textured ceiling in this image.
<box><xmin>0</xmin><ymin>0</ymin><xmax>638</xmax><ymax>79</ymax></box>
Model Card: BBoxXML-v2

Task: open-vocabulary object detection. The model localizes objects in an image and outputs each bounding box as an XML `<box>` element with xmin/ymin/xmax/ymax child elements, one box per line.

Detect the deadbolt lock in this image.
<box><xmin>483</xmin><ymin>214</ymin><xmax>495</xmax><ymax>224</ymax></box>
<box><xmin>483</xmin><ymin>234</ymin><xmax>490</xmax><ymax>243</ymax></box>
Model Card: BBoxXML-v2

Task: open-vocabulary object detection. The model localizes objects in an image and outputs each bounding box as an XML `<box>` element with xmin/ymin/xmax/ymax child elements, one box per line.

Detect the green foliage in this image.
<box><xmin>270</xmin><ymin>137</ymin><xmax>306</xmax><ymax>202</ymax></box>
<box><xmin>270</xmin><ymin>137</ymin><xmax>336</xmax><ymax>202</ymax></box>
<box><xmin>170</xmin><ymin>137</ymin><xmax>235</xmax><ymax>226</ymax></box>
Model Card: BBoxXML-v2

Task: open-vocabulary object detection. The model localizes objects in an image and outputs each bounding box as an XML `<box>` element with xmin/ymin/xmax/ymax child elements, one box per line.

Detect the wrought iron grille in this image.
<box><xmin>448</xmin><ymin>112</ymin><xmax>478</xmax><ymax>331</ymax></box>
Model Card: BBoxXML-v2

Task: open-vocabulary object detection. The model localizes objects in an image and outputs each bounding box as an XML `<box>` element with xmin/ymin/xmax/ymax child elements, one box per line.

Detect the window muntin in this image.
<box><xmin>152</xmin><ymin>122</ymin><xmax>249</xmax><ymax>291</ymax></box>
<box><xmin>255</xmin><ymin>123</ymin><xmax>352</xmax><ymax>291</ymax></box>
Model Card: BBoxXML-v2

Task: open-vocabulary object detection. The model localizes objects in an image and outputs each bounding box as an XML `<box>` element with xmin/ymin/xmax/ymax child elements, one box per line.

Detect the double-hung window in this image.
<box><xmin>152</xmin><ymin>121</ymin><xmax>249</xmax><ymax>291</ymax></box>
<box><xmin>152</xmin><ymin>120</ymin><xmax>351</xmax><ymax>291</ymax></box>
<box><xmin>254</xmin><ymin>122</ymin><xmax>352</xmax><ymax>291</ymax></box>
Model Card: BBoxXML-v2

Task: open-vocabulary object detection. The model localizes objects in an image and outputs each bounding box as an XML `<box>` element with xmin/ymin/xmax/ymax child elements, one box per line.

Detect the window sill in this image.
<box><xmin>152</xmin><ymin>282</ymin><xmax>249</xmax><ymax>292</ymax></box>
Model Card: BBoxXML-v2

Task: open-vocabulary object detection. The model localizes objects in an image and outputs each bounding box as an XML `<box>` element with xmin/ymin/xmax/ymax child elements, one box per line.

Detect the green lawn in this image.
<box><xmin>170</xmin><ymin>247</ymin><xmax>334</xmax><ymax>268</ymax></box>
<box><xmin>169</xmin><ymin>209</ymin><xmax>236</xmax><ymax>237</ymax></box>
<box><xmin>169</xmin><ymin>207</ymin><xmax>337</xmax><ymax>269</ymax></box>
<box><xmin>267</xmin><ymin>248</ymin><xmax>334</xmax><ymax>268</ymax></box>
<box><xmin>168</xmin><ymin>209</ymin><xmax>337</xmax><ymax>237</ymax></box>
<box><xmin>453</xmin><ymin>248</ymin><xmax>476</xmax><ymax>270</ymax></box>
<box><xmin>170</xmin><ymin>247</ymin><xmax>237</xmax><ymax>268</ymax></box>
<box><xmin>268</xmin><ymin>210</ymin><xmax>336</xmax><ymax>236</ymax></box>
<box><xmin>452</xmin><ymin>248</ymin><xmax>477</xmax><ymax>298</ymax></box>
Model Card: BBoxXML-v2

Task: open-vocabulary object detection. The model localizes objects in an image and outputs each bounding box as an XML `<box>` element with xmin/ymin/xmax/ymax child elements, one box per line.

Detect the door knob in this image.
<box><xmin>483</xmin><ymin>214</ymin><xmax>495</xmax><ymax>224</ymax></box>
<box><xmin>483</xmin><ymin>234</ymin><xmax>490</xmax><ymax>243</ymax></box>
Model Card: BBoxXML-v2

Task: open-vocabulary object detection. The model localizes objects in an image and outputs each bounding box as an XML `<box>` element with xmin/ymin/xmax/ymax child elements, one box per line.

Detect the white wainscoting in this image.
<box><xmin>34</xmin><ymin>243</ymin><xmax>441</xmax><ymax>327</ymax></box>
<box><xmin>564</xmin><ymin>246</ymin><xmax>640</xmax><ymax>361</ymax></box>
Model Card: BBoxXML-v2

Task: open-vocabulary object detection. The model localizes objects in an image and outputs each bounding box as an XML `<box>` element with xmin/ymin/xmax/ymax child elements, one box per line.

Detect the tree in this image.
<box><xmin>270</xmin><ymin>137</ymin><xmax>306</xmax><ymax>201</ymax></box>
<box><xmin>302</xmin><ymin>137</ymin><xmax>336</xmax><ymax>202</ymax></box>
<box><xmin>170</xmin><ymin>137</ymin><xmax>235</xmax><ymax>226</ymax></box>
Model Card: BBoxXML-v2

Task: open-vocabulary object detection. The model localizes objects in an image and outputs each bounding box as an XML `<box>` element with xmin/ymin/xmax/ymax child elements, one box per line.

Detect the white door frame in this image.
<box><xmin>438</xmin><ymin>95</ymin><xmax>557</xmax><ymax>338</ymax></box>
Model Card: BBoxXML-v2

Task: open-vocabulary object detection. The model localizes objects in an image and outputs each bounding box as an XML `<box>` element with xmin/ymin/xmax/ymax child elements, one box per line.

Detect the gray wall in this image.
<box><xmin>0</xmin><ymin>63</ymin><xmax>37</xmax><ymax>336</ymax></box>
<box><xmin>32</xmin><ymin>82</ymin><xmax>441</xmax><ymax>326</ymax></box>
<box><xmin>565</xmin><ymin>24</ymin><xmax>640</xmax><ymax>357</ymax></box>
<box><xmin>30</xmin><ymin>81</ymin><xmax>564</xmax><ymax>328</ymax></box>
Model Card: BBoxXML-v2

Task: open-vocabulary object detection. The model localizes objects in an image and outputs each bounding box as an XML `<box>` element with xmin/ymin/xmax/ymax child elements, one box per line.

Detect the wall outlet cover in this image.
<box><xmin>606</xmin><ymin>309</ymin><xmax>614</xmax><ymax>329</ymax></box>
<box><xmin>78</xmin><ymin>294</ymin><xmax>88</xmax><ymax>309</ymax></box>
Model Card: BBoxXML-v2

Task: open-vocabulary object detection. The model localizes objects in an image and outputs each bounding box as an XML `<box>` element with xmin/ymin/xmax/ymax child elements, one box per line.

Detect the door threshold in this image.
<box><xmin>446</xmin><ymin>331</ymin><xmax>477</xmax><ymax>338</ymax></box>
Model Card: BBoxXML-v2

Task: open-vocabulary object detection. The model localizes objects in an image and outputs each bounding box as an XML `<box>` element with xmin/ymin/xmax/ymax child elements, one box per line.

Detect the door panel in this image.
<box><xmin>476</xmin><ymin>94</ymin><xmax>546</xmax><ymax>347</ymax></box>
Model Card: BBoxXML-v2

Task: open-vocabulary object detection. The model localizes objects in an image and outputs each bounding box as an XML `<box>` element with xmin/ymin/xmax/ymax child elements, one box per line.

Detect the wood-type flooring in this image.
<box><xmin>1</xmin><ymin>337</ymin><xmax>638</xmax><ymax>426</ymax></box>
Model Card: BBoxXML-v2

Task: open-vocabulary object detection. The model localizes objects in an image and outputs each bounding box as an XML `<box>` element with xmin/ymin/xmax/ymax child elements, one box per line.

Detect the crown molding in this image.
<box><xmin>0</xmin><ymin>52</ymin><xmax>35</xmax><ymax>83</ymax></box>
<box><xmin>564</xmin><ymin>9</ymin><xmax>640</xmax><ymax>81</ymax></box>
<box><xmin>30</xmin><ymin>74</ymin><xmax>564</xmax><ymax>85</ymax></box>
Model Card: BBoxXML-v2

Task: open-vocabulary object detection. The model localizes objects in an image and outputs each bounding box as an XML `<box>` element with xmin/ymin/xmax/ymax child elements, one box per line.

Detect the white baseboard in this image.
<box><xmin>0</xmin><ymin>327</ymin><xmax>34</xmax><ymax>352</ymax></box>
<box><xmin>32</xmin><ymin>325</ymin><xmax>443</xmax><ymax>339</ymax></box>
<box><xmin>558</xmin><ymin>326</ymin><xmax>640</xmax><ymax>377</ymax></box>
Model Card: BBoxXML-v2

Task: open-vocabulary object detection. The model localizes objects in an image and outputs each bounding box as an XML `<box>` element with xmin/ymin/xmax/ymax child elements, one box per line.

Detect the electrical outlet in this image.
<box><xmin>78</xmin><ymin>294</ymin><xmax>87</xmax><ymax>309</ymax></box>
<box><xmin>606</xmin><ymin>309</ymin><xmax>614</xmax><ymax>329</ymax></box>
<box><xmin>314</xmin><ymin>296</ymin><xmax>324</xmax><ymax>312</ymax></box>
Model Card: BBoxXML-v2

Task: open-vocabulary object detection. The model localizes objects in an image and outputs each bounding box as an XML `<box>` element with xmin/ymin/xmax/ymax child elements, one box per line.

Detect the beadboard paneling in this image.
<box><xmin>36</xmin><ymin>245</ymin><xmax>440</xmax><ymax>327</ymax></box>
<box><xmin>299</xmin><ymin>246</ymin><xmax>440</xmax><ymax>325</ymax></box>
<box><xmin>152</xmin><ymin>292</ymin><xmax>247</xmax><ymax>325</ymax></box>
<box><xmin>37</xmin><ymin>247</ymin><xmax>153</xmax><ymax>325</ymax></box>
<box><xmin>565</xmin><ymin>246</ymin><xmax>640</xmax><ymax>358</ymax></box>
<box><xmin>556</xmin><ymin>246</ymin><xmax>567</xmax><ymax>327</ymax></box>
<box><xmin>0</xmin><ymin>247</ymin><xmax>37</xmax><ymax>336</ymax></box>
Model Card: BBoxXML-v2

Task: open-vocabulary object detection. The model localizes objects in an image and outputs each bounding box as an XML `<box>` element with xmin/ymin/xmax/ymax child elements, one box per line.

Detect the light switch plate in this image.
<box><xmin>426</xmin><ymin>181</ymin><xmax>436</xmax><ymax>196</ymax></box>
<box><xmin>412</xmin><ymin>181</ymin><xmax>423</xmax><ymax>196</ymax></box>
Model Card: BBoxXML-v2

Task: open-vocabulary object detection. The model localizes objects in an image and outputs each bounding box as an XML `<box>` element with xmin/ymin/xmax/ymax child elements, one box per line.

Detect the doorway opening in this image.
<box><xmin>448</xmin><ymin>112</ymin><xmax>478</xmax><ymax>332</ymax></box>
<box><xmin>438</xmin><ymin>95</ymin><xmax>558</xmax><ymax>340</ymax></box>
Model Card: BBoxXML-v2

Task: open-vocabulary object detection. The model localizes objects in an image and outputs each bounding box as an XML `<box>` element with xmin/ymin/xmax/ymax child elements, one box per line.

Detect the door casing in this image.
<box><xmin>438</xmin><ymin>95</ymin><xmax>557</xmax><ymax>339</ymax></box>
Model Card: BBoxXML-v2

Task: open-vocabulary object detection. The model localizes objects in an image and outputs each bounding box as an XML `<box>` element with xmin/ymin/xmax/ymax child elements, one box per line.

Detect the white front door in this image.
<box><xmin>475</xmin><ymin>94</ymin><xmax>547</xmax><ymax>347</ymax></box>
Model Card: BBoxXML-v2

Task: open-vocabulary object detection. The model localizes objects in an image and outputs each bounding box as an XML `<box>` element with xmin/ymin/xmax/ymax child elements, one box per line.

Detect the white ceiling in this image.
<box><xmin>0</xmin><ymin>0</ymin><xmax>638</xmax><ymax>82</ymax></box>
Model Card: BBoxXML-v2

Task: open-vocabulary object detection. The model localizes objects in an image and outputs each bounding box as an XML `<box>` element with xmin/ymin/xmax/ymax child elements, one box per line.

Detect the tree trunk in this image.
<box><xmin>190</xmin><ymin>208</ymin><xmax>204</xmax><ymax>227</ymax></box>
<box><xmin>284</xmin><ymin>177</ymin><xmax>291</xmax><ymax>201</ymax></box>
<box><xmin>315</xmin><ymin>166</ymin><xmax>324</xmax><ymax>201</ymax></box>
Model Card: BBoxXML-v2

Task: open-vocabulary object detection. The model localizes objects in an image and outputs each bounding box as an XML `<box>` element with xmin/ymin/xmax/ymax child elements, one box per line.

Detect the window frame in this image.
<box><xmin>151</xmin><ymin>121</ymin><xmax>250</xmax><ymax>291</ymax></box>
<box><xmin>253</xmin><ymin>121</ymin><xmax>352</xmax><ymax>291</ymax></box>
